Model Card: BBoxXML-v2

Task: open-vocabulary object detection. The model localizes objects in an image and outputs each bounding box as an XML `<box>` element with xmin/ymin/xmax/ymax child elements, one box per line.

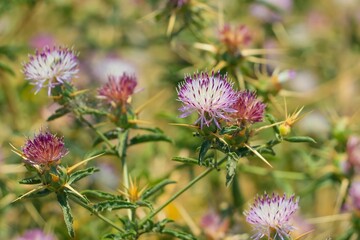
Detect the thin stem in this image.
<box><xmin>79</xmin><ymin>115</ymin><xmax>114</xmax><ymax>149</ymax></box>
<box><xmin>139</xmin><ymin>156</ymin><xmax>227</xmax><ymax>226</ymax></box>
<box><xmin>69</xmin><ymin>194</ymin><xmax>124</xmax><ymax>233</ymax></box>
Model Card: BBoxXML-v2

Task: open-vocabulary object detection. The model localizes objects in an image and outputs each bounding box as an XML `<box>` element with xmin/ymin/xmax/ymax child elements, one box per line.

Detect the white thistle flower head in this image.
<box><xmin>23</xmin><ymin>46</ymin><xmax>79</xmax><ymax>95</ymax></box>
<box><xmin>244</xmin><ymin>192</ymin><xmax>299</xmax><ymax>240</ymax></box>
<box><xmin>177</xmin><ymin>71</ymin><xmax>237</xmax><ymax>129</ymax></box>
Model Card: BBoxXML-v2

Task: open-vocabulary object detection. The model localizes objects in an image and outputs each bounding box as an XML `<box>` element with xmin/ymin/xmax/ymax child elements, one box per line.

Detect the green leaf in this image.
<box><xmin>93</xmin><ymin>200</ymin><xmax>137</xmax><ymax>212</ymax></box>
<box><xmin>23</xmin><ymin>188</ymin><xmax>52</xmax><ymax>198</ymax></box>
<box><xmin>220</xmin><ymin>125</ymin><xmax>242</xmax><ymax>135</ymax></box>
<box><xmin>81</xmin><ymin>190</ymin><xmax>123</xmax><ymax>200</ymax></box>
<box><xmin>128</xmin><ymin>134</ymin><xmax>172</xmax><ymax>146</ymax></box>
<box><xmin>161</xmin><ymin>228</ymin><xmax>197</xmax><ymax>240</ymax></box>
<box><xmin>0</xmin><ymin>61</ymin><xmax>15</xmax><ymax>76</ymax></box>
<box><xmin>199</xmin><ymin>139</ymin><xmax>211</xmax><ymax>164</ymax></box>
<box><xmin>172</xmin><ymin>156</ymin><xmax>198</xmax><ymax>165</ymax></box>
<box><xmin>68</xmin><ymin>167</ymin><xmax>99</xmax><ymax>184</ymax></box>
<box><xmin>92</xmin><ymin>129</ymin><xmax>119</xmax><ymax>146</ymax></box>
<box><xmin>265</xmin><ymin>113</ymin><xmax>280</xmax><ymax>134</ymax></box>
<box><xmin>136</xmin><ymin>200</ymin><xmax>154</xmax><ymax>211</ymax></box>
<box><xmin>283</xmin><ymin>136</ymin><xmax>316</xmax><ymax>144</ymax></box>
<box><xmin>141</xmin><ymin>179</ymin><xmax>176</xmax><ymax>200</ymax></box>
<box><xmin>57</xmin><ymin>192</ymin><xmax>75</xmax><ymax>238</ymax></box>
<box><xmin>47</xmin><ymin>107</ymin><xmax>70</xmax><ymax>121</ymax></box>
<box><xmin>133</xmin><ymin>126</ymin><xmax>164</xmax><ymax>133</ymax></box>
<box><xmin>226</xmin><ymin>152</ymin><xmax>239</xmax><ymax>187</ymax></box>
<box><xmin>19</xmin><ymin>176</ymin><xmax>41</xmax><ymax>185</ymax></box>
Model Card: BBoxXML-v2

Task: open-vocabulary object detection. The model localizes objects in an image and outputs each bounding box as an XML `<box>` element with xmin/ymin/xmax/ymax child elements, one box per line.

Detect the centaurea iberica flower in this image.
<box><xmin>22</xmin><ymin>131</ymin><xmax>68</xmax><ymax>166</ymax></box>
<box><xmin>231</xmin><ymin>91</ymin><xmax>266</xmax><ymax>125</ymax></box>
<box><xmin>244</xmin><ymin>193</ymin><xmax>299</xmax><ymax>240</ymax></box>
<box><xmin>23</xmin><ymin>46</ymin><xmax>78</xmax><ymax>95</ymax></box>
<box><xmin>177</xmin><ymin>71</ymin><xmax>237</xmax><ymax>129</ymax></box>
<box><xmin>98</xmin><ymin>73</ymin><xmax>137</xmax><ymax>112</ymax></box>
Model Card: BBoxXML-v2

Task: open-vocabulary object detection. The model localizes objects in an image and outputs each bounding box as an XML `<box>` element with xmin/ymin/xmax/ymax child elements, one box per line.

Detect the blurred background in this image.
<box><xmin>1</xmin><ymin>0</ymin><xmax>360</xmax><ymax>239</ymax></box>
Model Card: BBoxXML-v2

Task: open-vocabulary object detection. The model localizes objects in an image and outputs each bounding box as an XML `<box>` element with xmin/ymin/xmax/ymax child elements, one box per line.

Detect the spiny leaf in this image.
<box><xmin>220</xmin><ymin>125</ymin><xmax>242</xmax><ymax>135</ymax></box>
<box><xmin>129</xmin><ymin>133</ymin><xmax>172</xmax><ymax>146</ymax></box>
<box><xmin>57</xmin><ymin>192</ymin><xmax>75</xmax><ymax>238</ymax></box>
<box><xmin>136</xmin><ymin>200</ymin><xmax>154</xmax><ymax>211</ymax></box>
<box><xmin>283</xmin><ymin>136</ymin><xmax>316</xmax><ymax>144</ymax></box>
<box><xmin>226</xmin><ymin>152</ymin><xmax>239</xmax><ymax>187</ymax></box>
<box><xmin>81</xmin><ymin>190</ymin><xmax>123</xmax><ymax>200</ymax></box>
<box><xmin>266</xmin><ymin>113</ymin><xmax>280</xmax><ymax>134</ymax></box>
<box><xmin>47</xmin><ymin>107</ymin><xmax>70</xmax><ymax>121</ymax></box>
<box><xmin>141</xmin><ymin>179</ymin><xmax>176</xmax><ymax>200</ymax></box>
<box><xmin>19</xmin><ymin>176</ymin><xmax>41</xmax><ymax>185</ymax></box>
<box><xmin>93</xmin><ymin>200</ymin><xmax>137</xmax><ymax>212</ymax></box>
<box><xmin>68</xmin><ymin>167</ymin><xmax>99</xmax><ymax>184</ymax></box>
<box><xmin>199</xmin><ymin>139</ymin><xmax>211</xmax><ymax>164</ymax></box>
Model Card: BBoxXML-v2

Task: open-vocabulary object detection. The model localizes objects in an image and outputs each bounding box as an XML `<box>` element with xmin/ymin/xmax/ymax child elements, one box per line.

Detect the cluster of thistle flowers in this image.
<box><xmin>21</xmin><ymin>46</ymin><xmax>300</xmax><ymax>239</ymax></box>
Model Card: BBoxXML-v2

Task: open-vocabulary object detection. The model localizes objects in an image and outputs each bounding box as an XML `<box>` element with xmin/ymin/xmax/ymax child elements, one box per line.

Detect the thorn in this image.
<box><xmin>244</xmin><ymin>143</ymin><xmax>273</xmax><ymax>168</ymax></box>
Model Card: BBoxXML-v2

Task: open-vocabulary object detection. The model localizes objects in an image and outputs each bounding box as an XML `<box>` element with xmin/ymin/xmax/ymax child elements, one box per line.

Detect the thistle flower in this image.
<box><xmin>22</xmin><ymin>131</ymin><xmax>68</xmax><ymax>166</ymax></box>
<box><xmin>230</xmin><ymin>90</ymin><xmax>266</xmax><ymax>125</ymax></box>
<box><xmin>16</xmin><ymin>228</ymin><xmax>56</xmax><ymax>240</ymax></box>
<box><xmin>98</xmin><ymin>73</ymin><xmax>138</xmax><ymax>111</ymax></box>
<box><xmin>177</xmin><ymin>71</ymin><xmax>237</xmax><ymax>129</ymax></box>
<box><xmin>219</xmin><ymin>24</ymin><xmax>252</xmax><ymax>53</ymax></box>
<box><xmin>244</xmin><ymin>193</ymin><xmax>299</xmax><ymax>240</ymax></box>
<box><xmin>23</xmin><ymin>46</ymin><xmax>78</xmax><ymax>95</ymax></box>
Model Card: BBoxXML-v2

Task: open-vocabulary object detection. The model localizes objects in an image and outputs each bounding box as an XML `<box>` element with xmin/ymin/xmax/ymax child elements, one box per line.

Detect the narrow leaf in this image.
<box><xmin>220</xmin><ymin>126</ymin><xmax>242</xmax><ymax>135</ymax></box>
<box><xmin>284</xmin><ymin>136</ymin><xmax>316</xmax><ymax>144</ymax></box>
<box><xmin>93</xmin><ymin>200</ymin><xmax>137</xmax><ymax>212</ymax></box>
<box><xmin>68</xmin><ymin>167</ymin><xmax>99</xmax><ymax>184</ymax></box>
<box><xmin>199</xmin><ymin>140</ymin><xmax>211</xmax><ymax>164</ymax></box>
<box><xmin>136</xmin><ymin>200</ymin><xmax>154</xmax><ymax>211</ymax></box>
<box><xmin>19</xmin><ymin>176</ymin><xmax>41</xmax><ymax>185</ymax></box>
<box><xmin>141</xmin><ymin>179</ymin><xmax>176</xmax><ymax>200</ymax></box>
<box><xmin>266</xmin><ymin>113</ymin><xmax>280</xmax><ymax>134</ymax></box>
<box><xmin>57</xmin><ymin>192</ymin><xmax>75</xmax><ymax>238</ymax></box>
<box><xmin>92</xmin><ymin>130</ymin><xmax>119</xmax><ymax>146</ymax></box>
<box><xmin>82</xmin><ymin>190</ymin><xmax>123</xmax><ymax>200</ymax></box>
<box><xmin>0</xmin><ymin>61</ymin><xmax>15</xmax><ymax>76</ymax></box>
<box><xmin>47</xmin><ymin>107</ymin><xmax>70</xmax><ymax>121</ymax></box>
<box><xmin>172</xmin><ymin>156</ymin><xmax>198</xmax><ymax>165</ymax></box>
<box><xmin>129</xmin><ymin>134</ymin><xmax>172</xmax><ymax>146</ymax></box>
<box><xmin>226</xmin><ymin>152</ymin><xmax>239</xmax><ymax>187</ymax></box>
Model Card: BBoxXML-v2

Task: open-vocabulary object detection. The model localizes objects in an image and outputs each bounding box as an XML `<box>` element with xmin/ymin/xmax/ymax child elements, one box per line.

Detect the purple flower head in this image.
<box><xmin>23</xmin><ymin>46</ymin><xmax>78</xmax><ymax>95</ymax></box>
<box><xmin>98</xmin><ymin>73</ymin><xmax>138</xmax><ymax>111</ymax></box>
<box><xmin>219</xmin><ymin>24</ymin><xmax>252</xmax><ymax>53</ymax></box>
<box><xmin>347</xmin><ymin>136</ymin><xmax>360</xmax><ymax>170</ymax></box>
<box><xmin>349</xmin><ymin>181</ymin><xmax>360</xmax><ymax>210</ymax></box>
<box><xmin>16</xmin><ymin>228</ymin><xmax>56</xmax><ymax>240</ymax></box>
<box><xmin>244</xmin><ymin>192</ymin><xmax>299</xmax><ymax>240</ymax></box>
<box><xmin>230</xmin><ymin>91</ymin><xmax>266</xmax><ymax>125</ymax></box>
<box><xmin>177</xmin><ymin>71</ymin><xmax>238</xmax><ymax>129</ymax></box>
<box><xmin>22</xmin><ymin>131</ymin><xmax>68</xmax><ymax>166</ymax></box>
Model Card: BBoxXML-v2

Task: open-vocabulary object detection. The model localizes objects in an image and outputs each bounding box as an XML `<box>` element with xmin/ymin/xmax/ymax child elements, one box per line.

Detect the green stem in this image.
<box><xmin>139</xmin><ymin>156</ymin><xmax>227</xmax><ymax>226</ymax></box>
<box><xmin>68</xmin><ymin>194</ymin><xmax>124</xmax><ymax>233</ymax></box>
<box><xmin>117</xmin><ymin>129</ymin><xmax>131</xmax><ymax>220</ymax></box>
<box><xmin>79</xmin><ymin>115</ymin><xmax>114</xmax><ymax>149</ymax></box>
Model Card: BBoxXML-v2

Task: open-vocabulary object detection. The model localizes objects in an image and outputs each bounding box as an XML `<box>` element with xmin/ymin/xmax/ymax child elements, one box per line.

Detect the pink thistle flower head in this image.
<box><xmin>98</xmin><ymin>73</ymin><xmax>138</xmax><ymax>111</ymax></box>
<box><xmin>219</xmin><ymin>24</ymin><xmax>252</xmax><ymax>53</ymax></box>
<box><xmin>16</xmin><ymin>228</ymin><xmax>56</xmax><ymax>240</ymax></box>
<box><xmin>231</xmin><ymin>90</ymin><xmax>266</xmax><ymax>125</ymax></box>
<box><xmin>22</xmin><ymin>131</ymin><xmax>68</xmax><ymax>166</ymax></box>
<box><xmin>23</xmin><ymin>46</ymin><xmax>78</xmax><ymax>95</ymax></box>
<box><xmin>347</xmin><ymin>136</ymin><xmax>360</xmax><ymax>170</ymax></box>
<box><xmin>177</xmin><ymin>71</ymin><xmax>238</xmax><ymax>129</ymax></box>
<box><xmin>244</xmin><ymin>192</ymin><xmax>299</xmax><ymax>240</ymax></box>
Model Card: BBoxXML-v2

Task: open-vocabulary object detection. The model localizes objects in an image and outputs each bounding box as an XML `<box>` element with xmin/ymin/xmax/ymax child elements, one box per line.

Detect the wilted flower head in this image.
<box><xmin>244</xmin><ymin>192</ymin><xmax>299</xmax><ymax>240</ymax></box>
<box><xmin>219</xmin><ymin>24</ymin><xmax>252</xmax><ymax>53</ymax></box>
<box><xmin>23</xmin><ymin>46</ymin><xmax>78</xmax><ymax>95</ymax></box>
<box><xmin>230</xmin><ymin>91</ymin><xmax>266</xmax><ymax>125</ymax></box>
<box><xmin>16</xmin><ymin>228</ymin><xmax>56</xmax><ymax>240</ymax></box>
<box><xmin>22</xmin><ymin>131</ymin><xmax>68</xmax><ymax>166</ymax></box>
<box><xmin>98</xmin><ymin>73</ymin><xmax>138</xmax><ymax>111</ymax></box>
<box><xmin>347</xmin><ymin>136</ymin><xmax>360</xmax><ymax>170</ymax></box>
<box><xmin>177</xmin><ymin>71</ymin><xmax>237</xmax><ymax>129</ymax></box>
